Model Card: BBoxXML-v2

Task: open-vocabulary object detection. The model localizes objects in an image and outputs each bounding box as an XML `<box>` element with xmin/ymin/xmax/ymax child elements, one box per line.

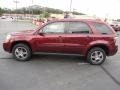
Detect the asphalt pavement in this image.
<box><xmin>0</xmin><ymin>20</ymin><xmax>120</xmax><ymax>90</ymax></box>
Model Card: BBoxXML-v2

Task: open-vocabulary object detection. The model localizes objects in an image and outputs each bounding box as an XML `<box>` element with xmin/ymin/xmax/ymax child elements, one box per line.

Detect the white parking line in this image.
<box><xmin>77</xmin><ymin>63</ymin><xmax>88</xmax><ymax>65</ymax></box>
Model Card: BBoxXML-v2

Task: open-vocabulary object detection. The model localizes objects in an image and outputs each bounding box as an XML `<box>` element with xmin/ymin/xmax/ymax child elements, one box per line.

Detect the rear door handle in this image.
<box><xmin>86</xmin><ymin>35</ymin><xmax>90</xmax><ymax>39</ymax></box>
<box><xmin>87</xmin><ymin>35</ymin><xmax>90</xmax><ymax>37</ymax></box>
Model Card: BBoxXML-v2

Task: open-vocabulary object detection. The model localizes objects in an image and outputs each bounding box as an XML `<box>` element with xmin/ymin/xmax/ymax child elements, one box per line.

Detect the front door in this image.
<box><xmin>36</xmin><ymin>21</ymin><xmax>67</xmax><ymax>53</ymax></box>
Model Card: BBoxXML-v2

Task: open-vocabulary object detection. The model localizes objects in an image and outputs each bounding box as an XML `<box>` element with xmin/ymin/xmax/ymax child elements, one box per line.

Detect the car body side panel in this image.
<box><xmin>3</xmin><ymin>19</ymin><xmax>118</xmax><ymax>57</ymax></box>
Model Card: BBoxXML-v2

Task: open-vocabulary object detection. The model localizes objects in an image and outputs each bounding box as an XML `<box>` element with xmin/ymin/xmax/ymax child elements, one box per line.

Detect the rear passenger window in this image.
<box><xmin>94</xmin><ymin>23</ymin><xmax>112</xmax><ymax>35</ymax></box>
<box><xmin>67</xmin><ymin>22</ymin><xmax>91</xmax><ymax>34</ymax></box>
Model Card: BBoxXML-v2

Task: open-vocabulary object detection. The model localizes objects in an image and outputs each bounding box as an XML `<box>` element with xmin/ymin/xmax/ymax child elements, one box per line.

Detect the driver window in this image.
<box><xmin>42</xmin><ymin>22</ymin><xmax>65</xmax><ymax>34</ymax></box>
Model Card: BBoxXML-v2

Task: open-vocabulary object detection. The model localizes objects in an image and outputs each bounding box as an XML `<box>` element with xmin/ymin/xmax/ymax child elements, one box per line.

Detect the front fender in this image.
<box><xmin>10</xmin><ymin>35</ymin><xmax>37</xmax><ymax>52</ymax></box>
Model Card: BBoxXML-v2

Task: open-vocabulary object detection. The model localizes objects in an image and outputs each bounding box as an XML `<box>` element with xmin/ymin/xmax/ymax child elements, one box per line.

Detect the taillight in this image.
<box><xmin>114</xmin><ymin>36</ymin><xmax>119</xmax><ymax>46</ymax></box>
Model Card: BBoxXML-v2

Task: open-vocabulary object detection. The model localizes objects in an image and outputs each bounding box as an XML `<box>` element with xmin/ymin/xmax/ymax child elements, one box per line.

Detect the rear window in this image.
<box><xmin>94</xmin><ymin>23</ymin><xmax>112</xmax><ymax>35</ymax></box>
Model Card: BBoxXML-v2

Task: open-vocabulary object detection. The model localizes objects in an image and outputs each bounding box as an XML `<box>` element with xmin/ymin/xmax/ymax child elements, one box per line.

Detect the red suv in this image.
<box><xmin>3</xmin><ymin>19</ymin><xmax>118</xmax><ymax>65</ymax></box>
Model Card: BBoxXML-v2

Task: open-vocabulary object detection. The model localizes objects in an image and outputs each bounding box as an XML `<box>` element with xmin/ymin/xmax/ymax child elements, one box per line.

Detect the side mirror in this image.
<box><xmin>39</xmin><ymin>32</ymin><xmax>44</xmax><ymax>36</ymax></box>
<box><xmin>116</xmin><ymin>33</ymin><xmax>119</xmax><ymax>36</ymax></box>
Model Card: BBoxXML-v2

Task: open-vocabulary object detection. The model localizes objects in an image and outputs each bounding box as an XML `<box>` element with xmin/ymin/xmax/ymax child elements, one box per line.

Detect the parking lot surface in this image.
<box><xmin>0</xmin><ymin>20</ymin><xmax>120</xmax><ymax>90</ymax></box>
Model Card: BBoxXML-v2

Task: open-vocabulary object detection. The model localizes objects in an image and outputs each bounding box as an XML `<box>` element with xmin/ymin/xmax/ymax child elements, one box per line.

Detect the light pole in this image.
<box><xmin>31</xmin><ymin>0</ymin><xmax>33</xmax><ymax>18</ymax></box>
<box><xmin>13</xmin><ymin>0</ymin><xmax>19</xmax><ymax>21</ymax></box>
<box><xmin>14</xmin><ymin>0</ymin><xmax>19</xmax><ymax>10</ymax></box>
<box><xmin>70</xmin><ymin>0</ymin><xmax>73</xmax><ymax>12</ymax></box>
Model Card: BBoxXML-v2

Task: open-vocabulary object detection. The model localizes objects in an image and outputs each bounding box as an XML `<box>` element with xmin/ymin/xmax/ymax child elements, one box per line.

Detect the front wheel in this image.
<box><xmin>87</xmin><ymin>47</ymin><xmax>106</xmax><ymax>65</ymax></box>
<box><xmin>12</xmin><ymin>43</ymin><xmax>32</xmax><ymax>61</ymax></box>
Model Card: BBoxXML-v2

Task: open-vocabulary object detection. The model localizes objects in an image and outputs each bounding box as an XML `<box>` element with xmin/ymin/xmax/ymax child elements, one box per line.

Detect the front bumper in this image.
<box><xmin>3</xmin><ymin>41</ymin><xmax>12</xmax><ymax>53</ymax></box>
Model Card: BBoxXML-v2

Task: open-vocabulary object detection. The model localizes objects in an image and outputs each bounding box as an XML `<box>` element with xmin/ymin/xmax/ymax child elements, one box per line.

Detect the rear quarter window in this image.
<box><xmin>94</xmin><ymin>23</ymin><xmax>113</xmax><ymax>35</ymax></box>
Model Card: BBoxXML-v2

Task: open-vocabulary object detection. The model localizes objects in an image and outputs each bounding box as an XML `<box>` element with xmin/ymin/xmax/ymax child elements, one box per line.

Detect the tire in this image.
<box><xmin>12</xmin><ymin>43</ymin><xmax>32</xmax><ymax>61</ymax></box>
<box><xmin>87</xmin><ymin>47</ymin><xmax>106</xmax><ymax>65</ymax></box>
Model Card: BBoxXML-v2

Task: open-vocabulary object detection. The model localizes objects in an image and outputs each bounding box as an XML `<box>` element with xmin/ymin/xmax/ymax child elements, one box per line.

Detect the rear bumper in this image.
<box><xmin>108</xmin><ymin>45</ymin><xmax>118</xmax><ymax>56</ymax></box>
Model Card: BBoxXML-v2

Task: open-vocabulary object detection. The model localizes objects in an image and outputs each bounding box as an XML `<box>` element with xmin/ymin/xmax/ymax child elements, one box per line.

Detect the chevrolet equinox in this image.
<box><xmin>3</xmin><ymin>19</ymin><xmax>118</xmax><ymax>65</ymax></box>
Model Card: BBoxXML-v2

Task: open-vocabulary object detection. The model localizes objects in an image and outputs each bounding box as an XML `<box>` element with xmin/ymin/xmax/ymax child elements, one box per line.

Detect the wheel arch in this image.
<box><xmin>86</xmin><ymin>44</ymin><xmax>109</xmax><ymax>56</ymax></box>
<box><xmin>11</xmin><ymin>41</ymin><xmax>32</xmax><ymax>53</ymax></box>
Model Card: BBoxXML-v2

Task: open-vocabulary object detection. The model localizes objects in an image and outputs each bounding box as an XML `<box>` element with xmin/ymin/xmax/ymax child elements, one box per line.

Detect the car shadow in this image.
<box><xmin>31</xmin><ymin>53</ymin><xmax>87</xmax><ymax>64</ymax></box>
<box><xmin>1</xmin><ymin>53</ymin><xmax>88</xmax><ymax>65</ymax></box>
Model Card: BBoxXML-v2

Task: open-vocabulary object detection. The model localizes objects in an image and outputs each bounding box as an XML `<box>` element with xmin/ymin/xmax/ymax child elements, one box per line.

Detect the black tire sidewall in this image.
<box><xmin>87</xmin><ymin>47</ymin><xmax>106</xmax><ymax>65</ymax></box>
<box><xmin>12</xmin><ymin>44</ymin><xmax>31</xmax><ymax>61</ymax></box>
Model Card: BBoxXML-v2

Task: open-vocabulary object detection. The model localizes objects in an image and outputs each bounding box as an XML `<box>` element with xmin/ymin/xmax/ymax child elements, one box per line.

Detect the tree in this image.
<box><xmin>40</xmin><ymin>12</ymin><xmax>50</xmax><ymax>18</ymax></box>
<box><xmin>72</xmin><ymin>11</ymin><xmax>85</xmax><ymax>15</ymax></box>
<box><xmin>0</xmin><ymin>5</ymin><xmax>85</xmax><ymax>16</ymax></box>
<box><xmin>2</xmin><ymin>8</ymin><xmax>11</xmax><ymax>14</ymax></box>
<box><xmin>44</xmin><ymin>12</ymin><xmax>50</xmax><ymax>18</ymax></box>
<box><xmin>0</xmin><ymin>7</ymin><xmax>3</xmax><ymax>16</ymax></box>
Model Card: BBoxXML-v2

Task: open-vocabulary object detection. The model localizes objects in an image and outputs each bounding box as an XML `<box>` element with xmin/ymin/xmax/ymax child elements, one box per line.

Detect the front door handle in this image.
<box><xmin>58</xmin><ymin>36</ymin><xmax>63</xmax><ymax>42</ymax></box>
<box><xmin>59</xmin><ymin>36</ymin><xmax>62</xmax><ymax>38</ymax></box>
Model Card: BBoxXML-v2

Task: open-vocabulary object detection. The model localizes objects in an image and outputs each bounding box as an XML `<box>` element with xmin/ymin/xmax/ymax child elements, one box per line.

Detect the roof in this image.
<box><xmin>49</xmin><ymin>18</ymin><xmax>104</xmax><ymax>23</ymax></box>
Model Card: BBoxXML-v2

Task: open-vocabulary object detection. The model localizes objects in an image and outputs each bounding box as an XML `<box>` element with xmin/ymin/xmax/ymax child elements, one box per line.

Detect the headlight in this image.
<box><xmin>5</xmin><ymin>34</ymin><xmax>11</xmax><ymax>42</ymax></box>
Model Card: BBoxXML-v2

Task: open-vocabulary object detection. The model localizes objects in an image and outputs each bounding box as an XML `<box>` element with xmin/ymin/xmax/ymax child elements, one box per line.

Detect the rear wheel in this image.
<box><xmin>87</xmin><ymin>47</ymin><xmax>106</xmax><ymax>65</ymax></box>
<box><xmin>12</xmin><ymin>43</ymin><xmax>32</xmax><ymax>61</ymax></box>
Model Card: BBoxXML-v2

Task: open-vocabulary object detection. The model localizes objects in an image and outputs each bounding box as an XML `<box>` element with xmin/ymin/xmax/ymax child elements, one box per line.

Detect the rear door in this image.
<box><xmin>63</xmin><ymin>21</ymin><xmax>94</xmax><ymax>54</ymax></box>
